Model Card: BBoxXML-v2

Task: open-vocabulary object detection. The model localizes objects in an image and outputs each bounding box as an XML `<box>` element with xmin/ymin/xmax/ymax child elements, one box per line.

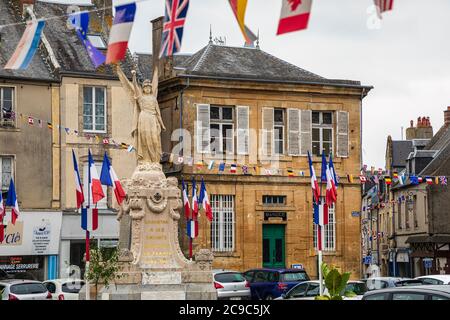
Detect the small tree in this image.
<box><xmin>315</xmin><ymin>263</ymin><xmax>356</xmax><ymax>300</ymax></box>
<box><xmin>85</xmin><ymin>246</ymin><xmax>121</xmax><ymax>300</ymax></box>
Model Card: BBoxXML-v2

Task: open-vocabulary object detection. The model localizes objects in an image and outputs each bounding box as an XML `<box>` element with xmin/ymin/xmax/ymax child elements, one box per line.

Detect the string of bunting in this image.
<box><xmin>9</xmin><ymin>111</ymin><xmax>135</xmax><ymax>152</ymax></box>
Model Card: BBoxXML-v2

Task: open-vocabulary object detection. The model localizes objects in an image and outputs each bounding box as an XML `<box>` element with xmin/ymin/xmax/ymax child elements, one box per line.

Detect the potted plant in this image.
<box><xmin>315</xmin><ymin>263</ymin><xmax>357</xmax><ymax>300</ymax></box>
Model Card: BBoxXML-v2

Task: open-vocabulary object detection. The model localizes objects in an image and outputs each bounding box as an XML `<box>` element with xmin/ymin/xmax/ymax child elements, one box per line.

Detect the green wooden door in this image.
<box><xmin>262</xmin><ymin>224</ymin><xmax>286</xmax><ymax>268</ymax></box>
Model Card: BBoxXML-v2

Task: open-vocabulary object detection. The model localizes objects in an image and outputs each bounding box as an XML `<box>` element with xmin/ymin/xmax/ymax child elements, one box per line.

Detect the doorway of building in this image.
<box><xmin>262</xmin><ymin>224</ymin><xmax>285</xmax><ymax>268</ymax></box>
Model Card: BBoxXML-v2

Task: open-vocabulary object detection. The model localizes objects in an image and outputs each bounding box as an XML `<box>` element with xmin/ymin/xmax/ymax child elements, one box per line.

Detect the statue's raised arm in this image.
<box><xmin>116</xmin><ymin>65</ymin><xmax>141</xmax><ymax>103</ymax></box>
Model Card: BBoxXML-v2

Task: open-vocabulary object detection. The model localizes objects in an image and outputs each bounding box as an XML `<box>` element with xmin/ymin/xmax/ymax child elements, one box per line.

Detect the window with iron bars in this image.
<box><xmin>210</xmin><ymin>195</ymin><xmax>235</xmax><ymax>252</ymax></box>
<box><xmin>313</xmin><ymin>200</ymin><xmax>336</xmax><ymax>251</ymax></box>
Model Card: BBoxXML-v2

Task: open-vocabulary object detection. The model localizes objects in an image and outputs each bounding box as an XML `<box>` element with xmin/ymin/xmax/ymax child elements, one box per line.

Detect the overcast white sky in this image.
<box><xmin>44</xmin><ymin>0</ymin><xmax>450</xmax><ymax>168</ymax></box>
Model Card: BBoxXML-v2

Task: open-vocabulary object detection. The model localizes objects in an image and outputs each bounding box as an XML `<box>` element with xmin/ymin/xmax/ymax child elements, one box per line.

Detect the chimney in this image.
<box><xmin>406</xmin><ymin>116</ymin><xmax>433</xmax><ymax>140</ymax></box>
<box><xmin>151</xmin><ymin>17</ymin><xmax>174</xmax><ymax>81</ymax></box>
<box><xmin>445</xmin><ymin>107</ymin><xmax>450</xmax><ymax>126</ymax></box>
<box><xmin>18</xmin><ymin>0</ymin><xmax>35</xmax><ymax>16</ymax></box>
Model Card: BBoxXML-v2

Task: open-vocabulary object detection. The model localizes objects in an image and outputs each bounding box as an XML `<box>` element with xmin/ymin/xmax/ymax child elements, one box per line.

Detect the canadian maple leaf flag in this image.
<box><xmin>277</xmin><ymin>0</ymin><xmax>313</xmax><ymax>35</ymax></box>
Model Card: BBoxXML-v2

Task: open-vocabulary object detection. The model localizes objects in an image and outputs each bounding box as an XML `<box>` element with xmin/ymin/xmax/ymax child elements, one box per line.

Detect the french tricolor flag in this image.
<box><xmin>277</xmin><ymin>0</ymin><xmax>312</xmax><ymax>35</ymax></box>
<box><xmin>106</xmin><ymin>2</ymin><xmax>137</xmax><ymax>64</ymax></box>
<box><xmin>199</xmin><ymin>178</ymin><xmax>213</xmax><ymax>222</ymax></box>
<box><xmin>182</xmin><ymin>179</ymin><xmax>191</xmax><ymax>219</ymax></box>
<box><xmin>88</xmin><ymin>150</ymin><xmax>105</xmax><ymax>205</ymax></box>
<box><xmin>5</xmin><ymin>20</ymin><xmax>45</xmax><ymax>70</ymax></box>
<box><xmin>191</xmin><ymin>178</ymin><xmax>199</xmax><ymax>219</ymax></box>
<box><xmin>5</xmin><ymin>178</ymin><xmax>20</xmax><ymax>225</ymax></box>
<box><xmin>186</xmin><ymin>219</ymin><xmax>198</xmax><ymax>239</ymax></box>
<box><xmin>72</xmin><ymin>150</ymin><xmax>85</xmax><ymax>209</ymax></box>
<box><xmin>308</xmin><ymin>151</ymin><xmax>320</xmax><ymax>205</ymax></box>
<box><xmin>100</xmin><ymin>152</ymin><xmax>126</xmax><ymax>205</ymax></box>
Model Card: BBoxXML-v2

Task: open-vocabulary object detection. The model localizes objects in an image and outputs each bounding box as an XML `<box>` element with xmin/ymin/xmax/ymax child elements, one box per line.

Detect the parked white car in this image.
<box><xmin>43</xmin><ymin>279</ymin><xmax>85</xmax><ymax>300</ymax></box>
<box><xmin>0</xmin><ymin>279</ymin><xmax>52</xmax><ymax>300</ymax></box>
<box><xmin>213</xmin><ymin>270</ymin><xmax>251</xmax><ymax>300</ymax></box>
<box><xmin>275</xmin><ymin>280</ymin><xmax>367</xmax><ymax>300</ymax></box>
<box><xmin>414</xmin><ymin>275</ymin><xmax>450</xmax><ymax>285</ymax></box>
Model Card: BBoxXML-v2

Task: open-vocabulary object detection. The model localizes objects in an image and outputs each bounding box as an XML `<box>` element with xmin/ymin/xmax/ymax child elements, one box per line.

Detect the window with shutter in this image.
<box><xmin>237</xmin><ymin>106</ymin><xmax>249</xmax><ymax>155</ymax></box>
<box><xmin>287</xmin><ymin>109</ymin><xmax>300</xmax><ymax>156</ymax></box>
<box><xmin>262</xmin><ymin>108</ymin><xmax>274</xmax><ymax>156</ymax></box>
<box><xmin>300</xmin><ymin>110</ymin><xmax>312</xmax><ymax>156</ymax></box>
<box><xmin>336</xmin><ymin>111</ymin><xmax>349</xmax><ymax>157</ymax></box>
<box><xmin>196</xmin><ymin>104</ymin><xmax>210</xmax><ymax>154</ymax></box>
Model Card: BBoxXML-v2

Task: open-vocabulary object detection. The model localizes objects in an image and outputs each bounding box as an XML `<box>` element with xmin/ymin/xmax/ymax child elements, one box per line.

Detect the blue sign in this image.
<box><xmin>352</xmin><ymin>211</ymin><xmax>361</xmax><ymax>217</ymax></box>
<box><xmin>364</xmin><ymin>256</ymin><xmax>372</xmax><ymax>265</ymax></box>
<box><xmin>291</xmin><ymin>264</ymin><xmax>304</xmax><ymax>270</ymax></box>
<box><xmin>424</xmin><ymin>259</ymin><xmax>433</xmax><ymax>269</ymax></box>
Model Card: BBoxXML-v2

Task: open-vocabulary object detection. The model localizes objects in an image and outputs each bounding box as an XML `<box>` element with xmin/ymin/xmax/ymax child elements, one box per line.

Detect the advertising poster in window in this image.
<box><xmin>0</xmin><ymin>212</ymin><xmax>62</xmax><ymax>256</ymax></box>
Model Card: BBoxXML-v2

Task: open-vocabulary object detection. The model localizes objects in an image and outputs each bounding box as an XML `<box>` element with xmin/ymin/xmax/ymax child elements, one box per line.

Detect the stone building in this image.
<box><xmin>0</xmin><ymin>0</ymin><xmax>61</xmax><ymax>280</ymax></box>
<box><xmin>389</xmin><ymin>108</ymin><xmax>450</xmax><ymax>277</ymax></box>
<box><xmin>144</xmin><ymin>17</ymin><xmax>372</xmax><ymax>278</ymax></box>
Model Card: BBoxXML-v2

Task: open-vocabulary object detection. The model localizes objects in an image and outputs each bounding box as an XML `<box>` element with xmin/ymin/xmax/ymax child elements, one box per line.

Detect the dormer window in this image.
<box><xmin>87</xmin><ymin>35</ymin><xmax>107</xmax><ymax>50</ymax></box>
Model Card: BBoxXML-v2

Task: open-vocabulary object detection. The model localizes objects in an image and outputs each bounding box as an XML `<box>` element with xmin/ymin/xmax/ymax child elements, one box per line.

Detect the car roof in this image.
<box><xmin>0</xmin><ymin>279</ymin><xmax>43</xmax><ymax>285</ymax></box>
<box><xmin>43</xmin><ymin>278</ymin><xmax>84</xmax><ymax>283</ymax></box>
<box><xmin>364</xmin><ymin>285</ymin><xmax>450</xmax><ymax>295</ymax></box>
<box><xmin>246</xmin><ymin>268</ymin><xmax>306</xmax><ymax>273</ymax></box>
<box><xmin>212</xmin><ymin>270</ymin><xmax>242</xmax><ymax>275</ymax></box>
<box><xmin>415</xmin><ymin>275</ymin><xmax>450</xmax><ymax>281</ymax></box>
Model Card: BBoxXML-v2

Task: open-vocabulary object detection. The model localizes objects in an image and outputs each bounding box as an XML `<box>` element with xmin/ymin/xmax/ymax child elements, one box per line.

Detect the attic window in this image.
<box><xmin>87</xmin><ymin>35</ymin><xmax>107</xmax><ymax>49</ymax></box>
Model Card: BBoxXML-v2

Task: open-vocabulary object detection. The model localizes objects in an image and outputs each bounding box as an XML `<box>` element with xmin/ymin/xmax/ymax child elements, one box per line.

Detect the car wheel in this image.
<box><xmin>265</xmin><ymin>295</ymin><xmax>274</xmax><ymax>300</ymax></box>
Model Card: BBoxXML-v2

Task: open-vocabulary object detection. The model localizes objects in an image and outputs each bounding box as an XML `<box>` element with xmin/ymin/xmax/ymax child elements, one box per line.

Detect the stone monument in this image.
<box><xmin>92</xmin><ymin>65</ymin><xmax>216</xmax><ymax>300</ymax></box>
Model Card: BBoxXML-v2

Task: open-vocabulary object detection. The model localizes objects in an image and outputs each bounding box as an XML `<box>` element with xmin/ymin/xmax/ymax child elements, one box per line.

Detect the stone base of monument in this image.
<box><xmin>79</xmin><ymin>163</ymin><xmax>217</xmax><ymax>300</ymax></box>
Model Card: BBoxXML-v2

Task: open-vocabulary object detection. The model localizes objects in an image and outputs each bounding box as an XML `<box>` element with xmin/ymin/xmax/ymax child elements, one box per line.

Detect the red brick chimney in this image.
<box><xmin>445</xmin><ymin>107</ymin><xmax>450</xmax><ymax>126</ymax></box>
<box><xmin>406</xmin><ymin>116</ymin><xmax>433</xmax><ymax>140</ymax></box>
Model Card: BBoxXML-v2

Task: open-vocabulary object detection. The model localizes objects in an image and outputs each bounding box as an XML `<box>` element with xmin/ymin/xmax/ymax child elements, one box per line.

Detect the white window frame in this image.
<box><xmin>82</xmin><ymin>163</ymin><xmax>107</xmax><ymax>209</ymax></box>
<box><xmin>0</xmin><ymin>155</ymin><xmax>14</xmax><ymax>194</ymax></box>
<box><xmin>273</xmin><ymin>108</ymin><xmax>285</xmax><ymax>156</ymax></box>
<box><xmin>0</xmin><ymin>86</ymin><xmax>16</xmax><ymax>127</ymax></box>
<box><xmin>83</xmin><ymin>86</ymin><xmax>107</xmax><ymax>133</ymax></box>
<box><xmin>211</xmin><ymin>195</ymin><xmax>235</xmax><ymax>252</ymax></box>
<box><xmin>313</xmin><ymin>199</ymin><xmax>336</xmax><ymax>252</ymax></box>
<box><xmin>209</xmin><ymin>106</ymin><xmax>235</xmax><ymax>155</ymax></box>
<box><xmin>312</xmin><ymin>111</ymin><xmax>334</xmax><ymax>156</ymax></box>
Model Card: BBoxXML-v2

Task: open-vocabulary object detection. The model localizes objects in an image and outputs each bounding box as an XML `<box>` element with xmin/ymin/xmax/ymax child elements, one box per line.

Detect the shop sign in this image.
<box><xmin>264</xmin><ymin>212</ymin><xmax>287</xmax><ymax>221</ymax></box>
<box><xmin>0</xmin><ymin>212</ymin><xmax>62</xmax><ymax>256</ymax></box>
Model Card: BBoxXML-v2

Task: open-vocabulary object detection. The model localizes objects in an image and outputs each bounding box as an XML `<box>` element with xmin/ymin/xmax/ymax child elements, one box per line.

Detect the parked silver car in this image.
<box><xmin>0</xmin><ymin>279</ymin><xmax>52</xmax><ymax>300</ymax></box>
<box><xmin>213</xmin><ymin>270</ymin><xmax>251</xmax><ymax>300</ymax></box>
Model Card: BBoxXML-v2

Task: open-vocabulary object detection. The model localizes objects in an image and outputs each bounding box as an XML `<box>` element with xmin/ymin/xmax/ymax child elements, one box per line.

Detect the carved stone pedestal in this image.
<box><xmin>84</xmin><ymin>163</ymin><xmax>216</xmax><ymax>300</ymax></box>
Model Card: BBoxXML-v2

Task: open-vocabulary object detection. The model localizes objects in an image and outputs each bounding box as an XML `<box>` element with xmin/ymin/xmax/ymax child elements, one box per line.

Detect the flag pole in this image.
<box><xmin>318</xmin><ymin>152</ymin><xmax>325</xmax><ymax>296</ymax></box>
<box><xmin>85</xmin><ymin>230</ymin><xmax>90</xmax><ymax>301</ymax></box>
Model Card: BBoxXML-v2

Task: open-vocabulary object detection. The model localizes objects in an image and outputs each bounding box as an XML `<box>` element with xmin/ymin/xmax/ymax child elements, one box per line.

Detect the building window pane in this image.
<box><xmin>211</xmin><ymin>195</ymin><xmax>235</xmax><ymax>252</ymax></box>
<box><xmin>1</xmin><ymin>87</ymin><xmax>15</xmax><ymax>126</ymax></box>
<box><xmin>209</xmin><ymin>106</ymin><xmax>235</xmax><ymax>155</ymax></box>
<box><xmin>1</xmin><ymin>156</ymin><xmax>13</xmax><ymax>193</ymax></box>
<box><xmin>313</xmin><ymin>198</ymin><xmax>335</xmax><ymax>251</ymax></box>
<box><xmin>311</xmin><ymin>112</ymin><xmax>334</xmax><ymax>157</ymax></box>
<box><xmin>83</xmin><ymin>87</ymin><xmax>106</xmax><ymax>133</ymax></box>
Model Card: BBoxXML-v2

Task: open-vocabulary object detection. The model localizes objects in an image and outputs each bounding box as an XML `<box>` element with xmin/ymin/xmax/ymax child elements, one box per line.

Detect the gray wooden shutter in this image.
<box><xmin>196</xmin><ymin>104</ymin><xmax>210</xmax><ymax>154</ymax></box>
<box><xmin>288</xmin><ymin>108</ymin><xmax>300</xmax><ymax>156</ymax></box>
<box><xmin>300</xmin><ymin>110</ymin><xmax>312</xmax><ymax>156</ymax></box>
<box><xmin>262</xmin><ymin>107</ymin><xmax>274</xmax><ymax>156</ymax></box>
<box><xmin>237</xmin><ymin>106</ymin><xmax>249</xmax><ymax>155</ymax></box>
<box><xmin>337</xmin><ymin>111</ymin><xmax>349</xmax><ymax>157</ymax></box>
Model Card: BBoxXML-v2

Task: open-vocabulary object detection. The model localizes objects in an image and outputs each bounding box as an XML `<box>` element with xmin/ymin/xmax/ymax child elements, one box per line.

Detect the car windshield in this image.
<box><xmin>215</xmin><ymin>273</ymin><xmax>245</xmax><ymax>283</ymax></box>
<box><xmin>343</xmin><ymin>283</ymin><xmax>367</xmax><ymax>295</ymax></box>
<box><xmin>10</xmin><ymin>283</ymin><xmax>47</xmax><ymax>295</ymax></box>
<box><xmin>62</xmin><ymin>281</ymin><xmax>85</xmax><ymax>293</ymax></box>
<box><xmin>280</xmin><ymin>272</ymin><xmax>309</xmax><ymax>282</ymax></box>
<box><xmin>366</xmin><ymin>279</ymin><xmax>389</xmax><ymax>291</ymax></box>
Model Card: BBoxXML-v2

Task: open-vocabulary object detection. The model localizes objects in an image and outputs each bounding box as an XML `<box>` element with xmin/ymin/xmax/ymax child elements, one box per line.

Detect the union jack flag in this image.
<box><xmin>160</xmin><ymin>0</ymin><xmax>190</xmax><ymax>57</ymax></box>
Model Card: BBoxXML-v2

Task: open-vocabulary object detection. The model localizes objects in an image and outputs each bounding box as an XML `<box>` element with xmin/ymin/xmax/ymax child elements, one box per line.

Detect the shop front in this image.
<box><xmin>0</xmin><ymin>211</ymin><xmax>62</xmax><ymax>281</ymax></box>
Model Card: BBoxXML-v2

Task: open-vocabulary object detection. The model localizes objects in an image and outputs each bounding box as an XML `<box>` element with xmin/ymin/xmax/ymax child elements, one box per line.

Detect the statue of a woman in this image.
<box><xmin>116</xmin><ymin>65</ymin><xmax>166</xmax><ymax>164</ymax></box>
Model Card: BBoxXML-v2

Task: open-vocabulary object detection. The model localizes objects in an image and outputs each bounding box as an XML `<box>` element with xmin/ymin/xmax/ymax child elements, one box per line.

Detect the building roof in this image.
<box><xmin>391</xmin><ymin>140</ymin><xmax>413</xmax><ymax>169</ymax></box>
<box><xmin>0</xmin><ymin>0</ymin><xmax>55</xmax><ymax>81</ymax></box>
<box><xmin>175</xmin><ymin>43</ymin><xmax>365</xmax><ymax>87</ymax></box>
<box><xmin>420</xmin><ymin>125</ymin><xmax>450</xmax><ymax>176</ymax></box>
<box><xmin>33</xmin><ymin>1</ymin><xmax>134</xmax><ymax>78</ymax></box>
